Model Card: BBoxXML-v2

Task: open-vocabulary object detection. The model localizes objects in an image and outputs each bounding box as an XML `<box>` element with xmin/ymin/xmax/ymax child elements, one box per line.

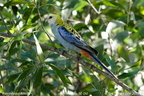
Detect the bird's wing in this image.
<box><xmin>58</xmin><ymin>26</ymin><xmax>86</xmax><ymax>46</ymax></box>
<box><xmin>58</xmin><ymin>26</ymin><xmax>98</xmax><ymax>55</ymax></box>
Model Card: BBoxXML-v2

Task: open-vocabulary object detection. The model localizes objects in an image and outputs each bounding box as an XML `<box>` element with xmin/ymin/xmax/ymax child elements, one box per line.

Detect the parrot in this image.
<box><xmin>46</xmin><ymin>14</ymin><xmax>117</xmax><ymax>79</ymax></box>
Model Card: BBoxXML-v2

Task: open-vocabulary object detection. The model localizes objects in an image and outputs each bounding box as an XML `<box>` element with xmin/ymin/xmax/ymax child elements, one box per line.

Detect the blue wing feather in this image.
<box><xmin>58</xmin><ymin>26</ymin><xmax>86</xmax><ymax>46</ymax></box>
<box><xmin>58</xmin><ymin>26</ymin><xmax>98</xmax><ymax>55</ymax></box>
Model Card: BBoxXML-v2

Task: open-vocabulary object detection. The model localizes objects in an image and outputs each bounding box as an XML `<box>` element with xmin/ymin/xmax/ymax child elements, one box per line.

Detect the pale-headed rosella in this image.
<box><xmin>46</xmin><ymin>14</ymin><xmax>117</xmax><ymax>79</ymax></box>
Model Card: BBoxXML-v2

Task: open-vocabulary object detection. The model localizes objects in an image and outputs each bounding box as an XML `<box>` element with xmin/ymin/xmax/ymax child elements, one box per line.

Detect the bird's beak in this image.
<box><xmin>44</xmin><ymin>19</ymin><xmax>49</xmax><ymax>23</ymax></box>
<box><xmin>43</xmin><ymin>14</ymin><xmax>49</xmax><ymax>24</ymax></box>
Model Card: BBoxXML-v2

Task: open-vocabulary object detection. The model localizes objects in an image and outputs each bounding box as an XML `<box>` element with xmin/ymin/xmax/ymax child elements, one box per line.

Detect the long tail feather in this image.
<box><xmin>89</xmin><ymin>54</ymin><xmax>117</xmax><ymax>79</ymax></box>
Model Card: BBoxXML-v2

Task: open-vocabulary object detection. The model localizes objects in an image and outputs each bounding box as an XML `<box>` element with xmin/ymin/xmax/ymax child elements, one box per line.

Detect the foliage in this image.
<box><xmin>0</xmin><ymin>0</ymin><xmax>144</xmax><ymax>95</ymax></box>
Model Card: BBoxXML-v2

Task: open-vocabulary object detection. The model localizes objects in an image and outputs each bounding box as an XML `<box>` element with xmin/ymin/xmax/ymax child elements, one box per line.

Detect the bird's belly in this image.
<box><xmin>51</xmin><ymin>25</ymin><xmax>80</xmax><ymax>52</ymax></box>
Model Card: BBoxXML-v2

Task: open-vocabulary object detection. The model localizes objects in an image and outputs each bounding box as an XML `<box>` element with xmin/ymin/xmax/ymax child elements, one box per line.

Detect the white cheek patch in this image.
<box><xmin>48</xmin><ymin>18</ymin><xmax>56</xmax><ymax>25</ymax></box>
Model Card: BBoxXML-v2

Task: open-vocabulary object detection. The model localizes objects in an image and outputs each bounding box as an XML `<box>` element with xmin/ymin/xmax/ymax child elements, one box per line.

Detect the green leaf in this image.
<box><xmin>117</xmin><ymin>46</ymin><xmax>130</xmax><ymax>62</ymax></box>
<box><xmin>14</xmin><ymin>34</ymin><xmax>24</xmax><ymax>40</ymax></box>
<box><xmin>114</xmin><ymin>31</ymin><xmax>129</xmax><ymax>43</ymax></box>
<box><xmin>23</xmin><ymin>8</ymin><xmax>34</xmax><ymax>22</ymax></box>
<box><xmin>81</xmin><ymin>66</ymin><xmax>93</xmax><ymax>82</ymax></box>
<box><xmin>73</xmin><ymin>0</ymin><xmax>88</xmax><ymax>11</ymax></box>
<box><xmin>133</xmin><ymin>0</ymin><xmax>144</xmax><ymax>6</ymax></box>
<box><xmin>106</xmin><ymin>1</ymin><xmax>125</xmax><ymax>10</ymax></box>
<box><xmin>103</xmin><ymin>9</ymin><xmax>124</xmax><ymax>19</ymax></box>
<box><xmin>54</xmin><ymin>56</ymin><xmax>72</xmax><ymax>68</ymax></box>
<box><xmin>17</xmin><ymin>66</ymin><xmax>34</xmax><ymax>81</ymax></box>
<box><xmin>7</xmin><ymin>73</ymin><xmax>20</xmax><ymax>83</ymax></box>
<box><xmin>74</xmin><ymin>23</ymin><xmax>87</xmax><ymax>30</ymax></box>
<box><xmin>103</xmin><ymin>0</ymin><xmax>117</xmax><ymax>7</ymax></box>
<box><xmin>32</xmin><ymin>15</ymin><xmax>39</xmax><ymax>23</ymax></box>
<box><xmin>62</xmin><ymin>0</ymin><xmax>78</xmax><ymax>9</ymax></box>
<box><xmin>118</xmin><ymin>70</ymin><xmax>140</xmax><ymax>79</ymax></box>
<box><xmin>21</xmin><ymin>24</ymin><xmax>36</xmax><ymax>32</ymax></box>
<box><xmin>106</xmin><ymin>21</ymin><xmax>126</xmax><ymax>33</ymax></box>
<box><xmin>44</xmin><ymin>70</ymin><xmax>55</xmax><ymax>74</ymax></box>
<box><xmin>92</xmin><ymin>39</ymin><xmax>106</xmax><ymax>47</ymax></box>
<box><xmin>33</xmin><ymin>34</ymin><xmax>44</xmax><ymax>63</ymax></box>
<box><xmin>135</xmin><ymin>22</ymin><xmax>144</xmax><ymax>27</ymax></box>
<box><xmin>62</xmin><ymin>9</ymin><xmax>73</xmax><ymax>21</ymax></box>
<box><xmin>0</xmin><ymin>85</ymin><xmax>4</xmax><ymax>93</ymax></box>
<box><xmin>62</xmin><ymin>0</ymin><xmax>78</xmax><ymax>21</ymax></box>
<box><xmin>8</xmin><ymin>41</ymin><xmax>20</xmax><ymax>60</ymax></box>
<box><xmin>108</xmin><ymin>88</ymin><xmax>118</xmax><ymax>93</ymax></box>
<box><xmin>49</xmin><ymin>64</ymin><xmax>71</xmax><ymax>86</ymax></box>
<box><xmin>20</xmin><ymin>52</ymin><xmax>35</xmax><ymax>61</ymax></box>
<box><xmin>4</xmin><ymin>0</ymin><xmax>34</xmax><ymax>7</ymax></box>
<box><xmin>34</xmin><ymin>66</ymin><xmax>43</xmax><ymax>88</ymax></box>
<box><xmin>79</xmin><ymin>73</ymin><xmax>92</xmax><ymax>82</ymax></box>
<box><xmin>18</xmin><ymin>61</ymin><xmax>31</xmax><ymax>68</ymax></box>
<box><xmin>105</xmin><ymin>55</ymin><xmax>116</xmax><ymax>72</ymax></box>
<box><xmin>9</xmin><ymin>41</ymin><xmax>19</xmax><ymax>53</ymax></box>
<box><xmin>130</xmin><ymin>60</ymin><xmax>142</xmax><ymax>68</ymax></box>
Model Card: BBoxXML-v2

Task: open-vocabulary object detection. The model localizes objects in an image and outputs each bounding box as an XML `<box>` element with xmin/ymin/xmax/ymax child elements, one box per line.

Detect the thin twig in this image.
<box><xmin>36</xmin><ymin>4</ymin><xmax>56</xmax><ymax>48</ymax></box>
<box><xmin>87</xmin><ymin>0</ymin><xmax>100</xmax><ymax>15</ymax></box>
<box><xmin>0</xmin><ymin>32</ymin><xmax>141</xmax><ymax>96</ymax></box>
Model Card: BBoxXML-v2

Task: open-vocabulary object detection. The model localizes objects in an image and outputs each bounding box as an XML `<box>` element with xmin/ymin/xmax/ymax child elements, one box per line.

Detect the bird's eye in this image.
<box><xmin>49</xmin><ymin>16</ymin><xmax>52</xmax><ymax>19</ymax></box>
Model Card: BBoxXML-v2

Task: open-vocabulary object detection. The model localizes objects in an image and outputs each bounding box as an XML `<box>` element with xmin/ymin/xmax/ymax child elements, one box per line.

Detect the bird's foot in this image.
<box><xmin>76</xmin><ymin>52</ymin><xmax>81</xmax><ymax>61</ymax></box>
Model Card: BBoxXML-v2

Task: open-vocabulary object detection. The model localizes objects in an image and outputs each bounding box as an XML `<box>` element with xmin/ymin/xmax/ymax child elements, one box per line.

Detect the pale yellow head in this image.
<box><xmin>47</xmin><ymin>14</ymin><xmax>79</xmax><ymax>35</ymax></box>
<box><xmin>47</xmin><ymin>14</ymin><xmax>63</xmax><ymax>26</ymax></box>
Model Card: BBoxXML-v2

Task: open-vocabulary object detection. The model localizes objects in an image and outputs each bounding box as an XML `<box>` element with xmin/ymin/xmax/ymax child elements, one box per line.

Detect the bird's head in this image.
<box><xmin>46</xmin><ymin>14</ymin><xmax>63</xmax><ymax>26</ymax></box>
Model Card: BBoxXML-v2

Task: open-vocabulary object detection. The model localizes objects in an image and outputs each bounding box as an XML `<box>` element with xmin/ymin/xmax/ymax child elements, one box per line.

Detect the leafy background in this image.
<box><xmin>0</xmin><ymin>0</ymin><xmax>144</xmax><ymax>95</ymax></box>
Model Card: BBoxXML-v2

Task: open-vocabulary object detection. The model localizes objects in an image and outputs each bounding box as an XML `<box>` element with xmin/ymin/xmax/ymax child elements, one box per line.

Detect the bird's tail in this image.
<box><xmin>89</xmin><ymin>54</ymin><xmax>117</xmax><ymax>79</ymax></box>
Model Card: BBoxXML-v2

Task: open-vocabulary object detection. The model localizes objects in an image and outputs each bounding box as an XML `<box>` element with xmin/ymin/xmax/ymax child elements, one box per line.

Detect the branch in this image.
<box><xmin>0</xmin><ymin>32</ymin><xmax>141</xmax><ymax>96</ymax></box>
<box><xmin>87</xmin><ymin>0</ymin><xmax>100</xmax><ymax>14</ymax></box>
